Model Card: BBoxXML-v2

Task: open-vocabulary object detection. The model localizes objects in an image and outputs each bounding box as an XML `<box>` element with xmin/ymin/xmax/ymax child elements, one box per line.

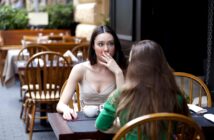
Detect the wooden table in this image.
<box><xmin>48</xmin><ymin>112</ymin><xmax>114</xmax><ymax>140</ymax></box>
<box><xmin>38</xmin><ymin>41</ymin><xmax>80</xmax><ymax>54</ymax></box>
<box><xmin>23</xmin><ymin>35</ymin><xmax>86</xmax><ymax>54</ymax></box>
<box><xmin>0</xmin><ymin>40</ymin><xmax>80</xmax><ymax>86</ymax></box>
<box><xmin>191</xmin><ymin>107</ymin><xmax>214</xmax><ymax>140</ymax></box>
<box><xmin>1</xmin><ymin>49</ymin><xmax>21</xmax><ymax>86</ymax></box>
<box><xmin>0</xmin><ymin>40</ymin><xmax>82</xmax><ymax>56</ymax></box>
<box><xmin>48</xmin><ymin>109</ymin><xmax>214</xmax><ymax>140</ymax></box>
<box><xmin>0</xmin><ymin>46</ymin><xmax>22</xmax><ymax>84</ymax></box>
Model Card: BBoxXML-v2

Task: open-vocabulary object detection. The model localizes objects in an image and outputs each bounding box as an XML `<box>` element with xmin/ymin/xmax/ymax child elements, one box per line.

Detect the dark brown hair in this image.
<box><xmin>88</xmin><ymin>25</ymin><xmax>127</xmax><ymax>70</ymax></box>
<box><xmin>117</xmin><ymin>40</ymin><xmax>189</xmax><ymax>120</ymax></box>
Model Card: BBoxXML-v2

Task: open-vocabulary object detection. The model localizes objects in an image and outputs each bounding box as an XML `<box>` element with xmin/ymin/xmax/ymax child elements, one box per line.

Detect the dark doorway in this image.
<box><xmin>110</xmin><ymin>0</ymin><xmax>208</xmax><ymax>76</ymax></box>
<box><xmin>144</xmin><ymin>0</ymin><xmax>208</xmax><ymax>76</ymax></box>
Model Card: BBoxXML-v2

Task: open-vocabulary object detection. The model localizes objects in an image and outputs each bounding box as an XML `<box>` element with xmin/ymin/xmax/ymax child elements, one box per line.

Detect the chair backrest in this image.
<box><xmin>60</xmin><ymin>80</ymin><xmax>81</xmax><ymax>111</ymax></box>
<box><xmin>113</xmin><ymin>113</ymin><xmax>204</xmax><ymax>140</ymax></box>
<box><xmin>17</xmin><ymin>44</ymin><xmax>50</xmax><ymax>86</ymax></box>
<box><xmin>71</xmin><ymin>42</ymin><xmax>89</xmax><ymax>61</ymax></box>
<box><xmin>174</xmin><ymin>72</ymin><xmax>212</xmax><ymax>107</ymax></box>
<box><xmin>17</xmin><ymin>44</ymin><xmax>50</xmax><ymax>61</ymax></box>
<box><xmin>25</xmin><ymin>51</ymin><xmax>72</xmax><ymax>100</ymax></box>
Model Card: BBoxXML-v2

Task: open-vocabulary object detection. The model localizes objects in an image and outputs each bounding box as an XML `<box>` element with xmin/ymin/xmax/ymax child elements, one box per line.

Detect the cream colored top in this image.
<box><xmin>79</xmin><ymin>76</ymin><xmax>116</xmax><ymax>107</ymax></box>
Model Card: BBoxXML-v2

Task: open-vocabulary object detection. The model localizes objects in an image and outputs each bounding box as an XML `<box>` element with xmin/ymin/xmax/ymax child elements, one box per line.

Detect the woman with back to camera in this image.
<box><xmin>57</xmin><ymin>25</ymin><xmax>127</xmax><ymax>120</ymax></box>
<box><xmin>95</xmin><ymin>40</ymin><xmax>189</xmax><ymax>139</ymax></box>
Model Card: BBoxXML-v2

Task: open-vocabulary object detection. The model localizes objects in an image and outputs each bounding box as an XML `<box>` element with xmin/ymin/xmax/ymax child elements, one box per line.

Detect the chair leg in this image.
<box><xmin>23</xmin><ymin>102</ymin><xmax>28</xmax><ymax>122</ymax></box>
<box><xmin>25</xmin><ymin>115</ymin><xmax>30</xmax><ymax>133</ymax></box>
<box><xmin>20</xmin><ymin>104</ymin><xmax>24</xmax><ymax>119</ymax></box>
<box><xmin>25</xmin><ymin>100</ymin><xmax>32</xmax><ymax>133</ymax></box>
<box><xmin>20</xmin><ymin>96</ymin><xmax>27</xmax><ymax>120</ymax></box>
<box><xmin>20</xmin><ymin>87</ymin><xmax>23</xmax><ymax>99</ymax></box>
<box><xmin>29</xmin><ymin>104</ymin><xmax>36</xmax><ymax>140</ymax></box>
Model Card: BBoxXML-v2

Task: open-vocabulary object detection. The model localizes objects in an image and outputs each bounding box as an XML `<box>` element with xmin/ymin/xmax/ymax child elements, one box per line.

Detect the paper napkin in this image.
<box><xmin>63</xmin><ymin>50</ymin><xmax>79</xmax><ymax>62</ymax></box>
<box><xmin>187</xmin><ymin>104</ymin><xmax>207</xmax><ymax>114</ymax></box>
<box><xmin>203</xmin><ymin>114</ymin><xmax>214</xmax><ymax>123</ymax></box>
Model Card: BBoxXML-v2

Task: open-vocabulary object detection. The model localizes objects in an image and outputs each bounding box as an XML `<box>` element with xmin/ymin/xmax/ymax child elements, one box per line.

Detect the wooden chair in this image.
<box><xmin>17</xmin><ymin>44</ymin><xmax>50</xmax><ymax>122</ymax></box>
<box><xmin>17</xmin><ymin>44</ymin><xmax>50</xmax><ymax>98</ymax></box>
<box><xmin>60</xmin><ymin>80</ymin><xmax>81</xmax><ymax>111</ymax></box>
<box><xmin>71</xmin><ymin>42</ymin><xmax>89</xmax><ymax>61</ymax></box>
<box><xmin>24</xmin><ymin>51</ymin><xmax>72</xmax><ymax>140</ymax></box>
<box><xmin>113</xmin><ymin>113</ymin><xmax>204</xmax><ymax>140</ymax></box>
<box><xmin>174</xmin><ymin>72</ymin><xmax>212</xmax><ymax>107</ymax></box>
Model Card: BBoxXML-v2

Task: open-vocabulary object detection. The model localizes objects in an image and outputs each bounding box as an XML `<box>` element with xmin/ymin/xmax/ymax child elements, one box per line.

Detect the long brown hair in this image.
<box><xmin>117</xmin><ymin>40</ymin><xmax>189</xmax><ymax>121</ymax></box>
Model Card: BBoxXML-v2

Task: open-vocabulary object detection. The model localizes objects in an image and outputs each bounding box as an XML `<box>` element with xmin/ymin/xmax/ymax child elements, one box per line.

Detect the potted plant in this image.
<box><xmin>45</xmin><ymin>3</ymin><xmax>77</xmax><ymax>35</ymax></box>
<box><xmin>0</xmin><ymin>5</ymin><xmax>29</xmax><ymax>30</ymax></box>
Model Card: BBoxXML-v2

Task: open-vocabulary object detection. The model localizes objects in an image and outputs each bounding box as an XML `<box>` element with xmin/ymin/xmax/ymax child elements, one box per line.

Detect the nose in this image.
<box><xmin>104</xmin><ymin>45</ymin><xmax>109</xmax><ymax>52</ymax></box>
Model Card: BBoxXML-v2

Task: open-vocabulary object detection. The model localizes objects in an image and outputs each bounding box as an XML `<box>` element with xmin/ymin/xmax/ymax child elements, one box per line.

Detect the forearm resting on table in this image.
<box><xmin>57</xmin><ymin>89</ymin><xmax>76</xmax><ymax>113</ymax></box>
<box><xmin>56</xmin><ymin>101</ymin><xmax>73</xmax><ymax>113</ymax></box>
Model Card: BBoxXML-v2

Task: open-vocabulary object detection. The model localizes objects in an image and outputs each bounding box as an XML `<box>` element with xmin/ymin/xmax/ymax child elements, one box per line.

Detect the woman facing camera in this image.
<box><xmin>57</xmin><ymin>25</ymin><xmax>127</xmax><ymax>120</ymax></box>
<box><xmin>95</xmin><ymin>40</ymin><xmax>189</xmax><ymax>139</ymax></box>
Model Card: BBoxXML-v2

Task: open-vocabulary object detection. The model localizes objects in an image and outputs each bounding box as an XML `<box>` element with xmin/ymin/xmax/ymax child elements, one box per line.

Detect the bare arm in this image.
<box><xmin>56</xmin><ymin>63</ymin><xmax>84</xmax><ymax>120</ymax></box>
<box><xmin>114</xmin><ymin>69</ymin><xmax>124</xmax><ymax>88</ymax></box>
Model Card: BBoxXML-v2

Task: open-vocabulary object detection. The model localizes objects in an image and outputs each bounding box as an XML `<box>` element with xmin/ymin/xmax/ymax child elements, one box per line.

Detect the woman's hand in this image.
<box><xmin>100</xmin><ymin>52</ymin><xmax>124</xmax><ymax>88</ymax></box>
<box><xmin>100</xmin><ymin>52</ymin><xmax>121</xmax><ymax>74</ymax></box>
<box><xmin>62</xmin><ymin>108</ymin><xmax>78</xmax><ymax>120</ymax></box>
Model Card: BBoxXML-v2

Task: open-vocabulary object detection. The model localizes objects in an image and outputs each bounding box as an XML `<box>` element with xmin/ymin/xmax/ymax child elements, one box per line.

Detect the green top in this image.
<box><xmin>95</xmin><ymin>89</ymin><xmax>184</xmax><ymax>140</ymax></box>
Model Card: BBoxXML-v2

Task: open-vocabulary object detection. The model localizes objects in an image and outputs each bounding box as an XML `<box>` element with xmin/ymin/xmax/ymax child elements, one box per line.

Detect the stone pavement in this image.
<box><xmin>0</xmin><ymin>81</ymin><xmax>57</xmax><ymax>140</ymax></box>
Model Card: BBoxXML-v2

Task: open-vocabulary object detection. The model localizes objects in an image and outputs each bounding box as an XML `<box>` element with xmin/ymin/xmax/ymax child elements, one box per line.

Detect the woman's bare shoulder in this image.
<box><xmin>72</xmin><ymin>61</ymin><xmax>91</xmax><ymax>72</ymax></box>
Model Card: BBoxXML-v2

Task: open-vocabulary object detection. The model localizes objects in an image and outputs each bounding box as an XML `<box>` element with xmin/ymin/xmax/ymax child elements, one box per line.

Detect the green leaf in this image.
<box><xmin>45</xmin><ymin>3</ymin><xmax>74</xmax><ymax>29</ymax></box>
<box><xmin>0</xmin><ymin>5</ymin><xmax>28</xmax><ymax>30</ymax></box>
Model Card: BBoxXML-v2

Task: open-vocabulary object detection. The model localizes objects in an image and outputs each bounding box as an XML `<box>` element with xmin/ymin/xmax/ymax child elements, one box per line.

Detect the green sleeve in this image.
<box><xmin>95</xmin><ymin>89</ymin><xmax>120</xmax><ymax>131</ymax></box>
<box><xmin>177</xmin><ymin>94</ymin><xmax>183</xmax><ymax>107</ymax></box>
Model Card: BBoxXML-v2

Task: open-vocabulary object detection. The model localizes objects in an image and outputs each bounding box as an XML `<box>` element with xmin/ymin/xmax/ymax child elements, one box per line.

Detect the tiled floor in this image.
<box><xmin>0</xmin><ymin>81</ymin><xmax>57</xmax><ymax>140</ymax></box>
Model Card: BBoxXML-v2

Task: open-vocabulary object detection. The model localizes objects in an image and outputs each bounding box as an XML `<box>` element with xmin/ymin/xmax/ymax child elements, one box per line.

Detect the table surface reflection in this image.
<box><xmin>48</xmin><ymin>108</ymin><xmax>214</xmax><ymax>140</ymax></box>
<box><xmin>48</xmin><ymin>112</ymin><xmax>114</xmax><ymax>140</ymax></box>
<box><xmin>191</xmin><ymin>107</ymin><xmax>214</xmax><ymax>140</ymax></box>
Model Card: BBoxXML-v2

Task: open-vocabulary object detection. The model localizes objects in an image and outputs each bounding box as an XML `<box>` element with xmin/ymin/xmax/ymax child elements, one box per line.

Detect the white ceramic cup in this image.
<box><xmin>83</xmin><ymin>105</ymin><xmax>99</xmax><ymax>118</ymax></box>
